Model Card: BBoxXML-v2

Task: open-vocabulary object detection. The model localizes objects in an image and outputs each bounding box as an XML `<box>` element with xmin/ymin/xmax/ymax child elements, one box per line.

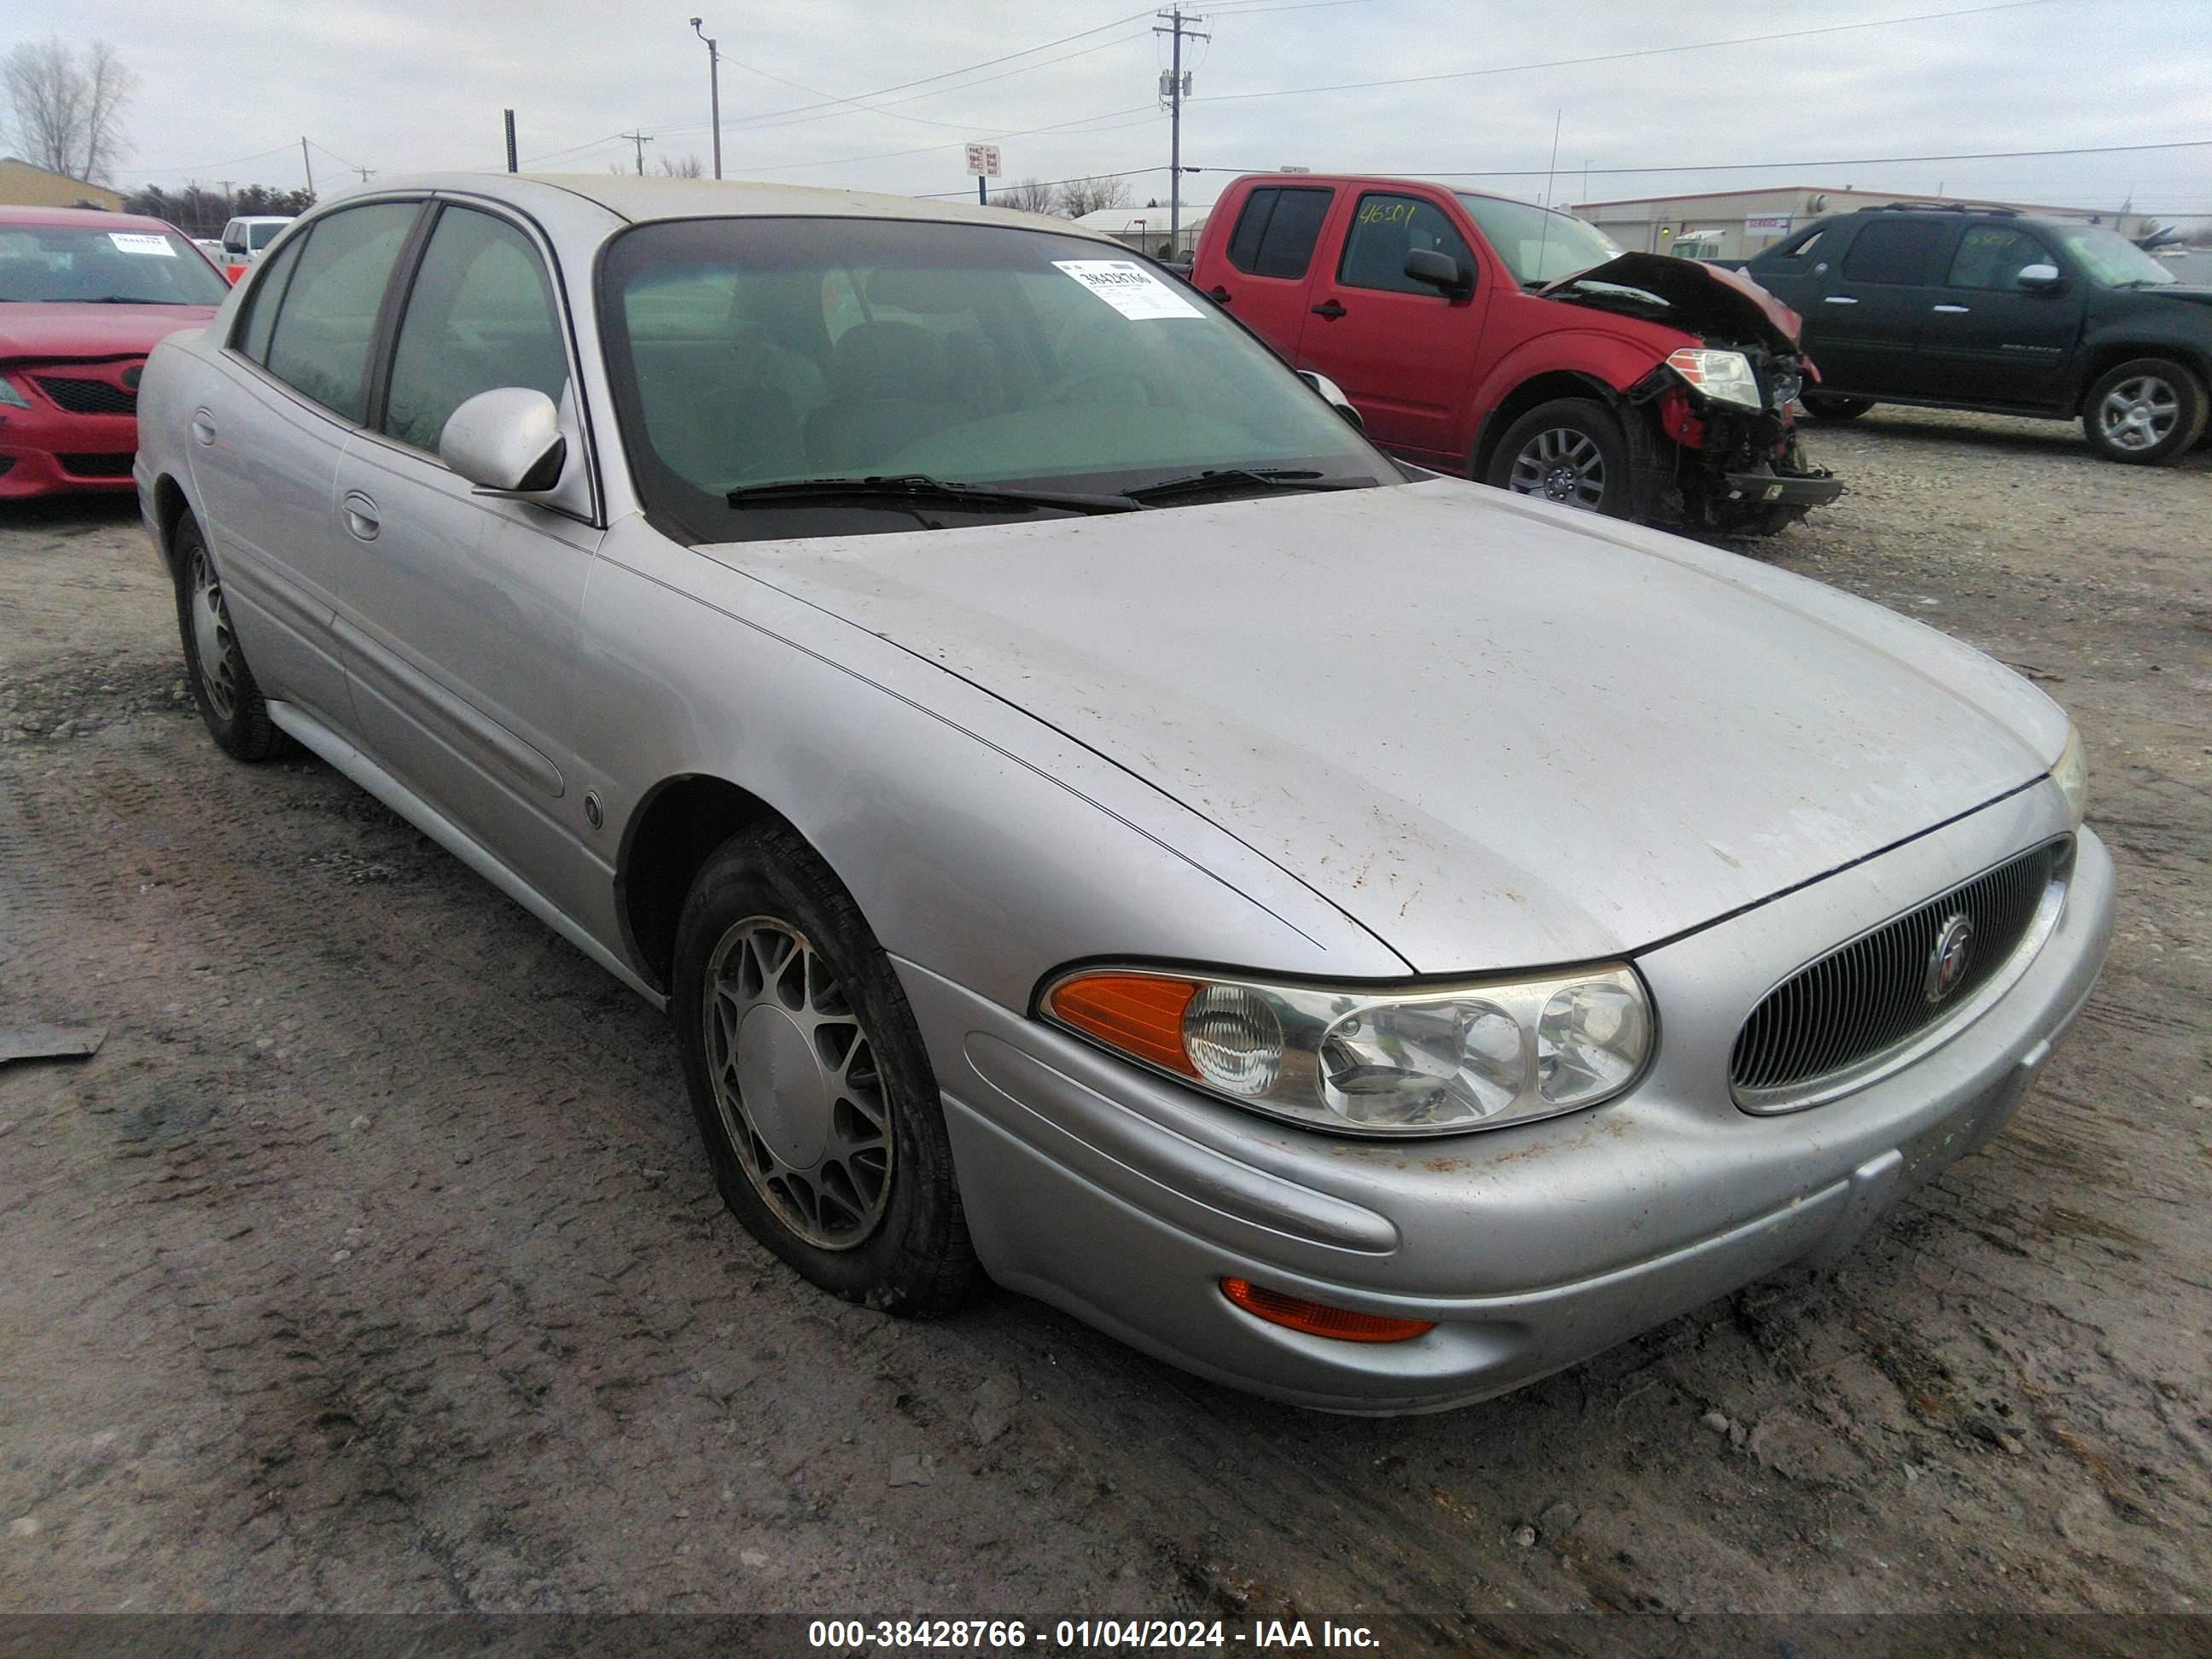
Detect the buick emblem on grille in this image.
<box><xmin>1925</xmin><ymin>913</ymin><xmax>1976</xmax><ymax>1004</ymax></box>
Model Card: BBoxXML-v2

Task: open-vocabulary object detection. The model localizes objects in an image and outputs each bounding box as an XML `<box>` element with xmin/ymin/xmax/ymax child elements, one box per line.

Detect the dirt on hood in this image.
<box><xmin>1543</xmin><ymin>252</ymin><xmax>1806</xmax><ymax>353</ymax></box>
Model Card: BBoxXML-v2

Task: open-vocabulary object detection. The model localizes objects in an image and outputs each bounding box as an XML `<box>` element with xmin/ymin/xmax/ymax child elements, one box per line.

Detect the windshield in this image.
<box><xmin>1454</xmin><ymin>194</ymin><xmax>1621</xmax><ymax>285</ymax></box>
<box><xmin>598</xmin><ymin>216</ymin><xmax>1394</xmax><ymax>541</ymax></box>
<box><xmin>0</xmin><ymin>223</ymin><xmax>230</xmax><ymax>306</ymax></box>
<box><xmin>2055</xmin><ymin>225</ymin><xmax>2177</xmax><ymax>288</ymax></box>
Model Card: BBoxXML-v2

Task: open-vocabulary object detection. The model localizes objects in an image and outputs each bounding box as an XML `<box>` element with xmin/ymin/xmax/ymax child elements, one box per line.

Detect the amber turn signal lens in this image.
<box><xmin>1220</xmin><ymin>1278</ymin><xmax>1435</xmax><ymax>1344</ymax></box>
<box><xmin>1047</xmin><ymin>972</ymin><xmax>1200</xmax><ymax>1077</ymax></box>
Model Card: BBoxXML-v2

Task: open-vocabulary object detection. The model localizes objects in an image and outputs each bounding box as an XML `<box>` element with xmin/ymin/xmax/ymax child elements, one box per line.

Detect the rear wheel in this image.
<box><xmin>672</xmin><ymin>822</ymin><xmax>979</xmax><ymax>1316</ymax></box>
<box><xmin>1801</xmin><ymin>393</ymin><xmax>1874</xmax><ymax>421</ymax></box>
<box><xmin>172</xmin><ymin>515</ymin><xmax>290</xmax><ymax>762</ymax></box>
<box><xmin>1487</xmin><ymin>398</ymin><xmax>1632</xmax><ymax>516</ymax></box>
<box><xmin>2081</xmin><ymin>358</ymin><xmax>2207</xmax><ymax>464</ymax></box>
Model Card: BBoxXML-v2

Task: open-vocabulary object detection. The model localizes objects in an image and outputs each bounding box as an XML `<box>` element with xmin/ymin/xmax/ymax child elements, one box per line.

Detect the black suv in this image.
<box><xmin>1742</xmin><ymin>205</ymin><xmax>2210</xmax><ymax>464</ymax></box>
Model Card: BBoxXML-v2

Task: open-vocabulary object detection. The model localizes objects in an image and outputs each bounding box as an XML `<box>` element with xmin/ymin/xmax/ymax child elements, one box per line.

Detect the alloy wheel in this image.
<box><xmin>189</xmin><ymin>544</ymin><xmax>242</xmax><ymax>722</ymax></box>
<box><xmin>701</xmin><ymin>917</ymin><xmax>893</xmax><ymax>1251</ymax></box>
<box><xmin>2097</xmin><ymin>375</ymin><xmax>2180</xmax><ymax>452</ymax></box>
<box><xmin>1508</xmin><ymin>427</ymin><xmax>1608</xmax><ymax>509</ymax></box>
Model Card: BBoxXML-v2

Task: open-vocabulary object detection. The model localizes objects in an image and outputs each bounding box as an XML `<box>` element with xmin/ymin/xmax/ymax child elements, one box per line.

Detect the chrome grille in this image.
<box><xmin>1731</xmin><ymin>837</ymin><xmax>2068</xmax><ymax>1106</ymax></box>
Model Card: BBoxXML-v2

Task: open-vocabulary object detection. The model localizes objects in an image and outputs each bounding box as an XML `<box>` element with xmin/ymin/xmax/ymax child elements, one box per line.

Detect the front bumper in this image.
<box><xmin>898</xmin><ymin>801</ymin><xmax>2113</xmax><ymax>1414</ymax></box>
<box><xmin>0</xmin><ymin>408</ymin><xmax>139</xmax><ymax>498</ymax></box>
<box><xmin>1718</xmin><ymin>466</ymin><xmax>1844</xmax><ymax>509</ymax></box>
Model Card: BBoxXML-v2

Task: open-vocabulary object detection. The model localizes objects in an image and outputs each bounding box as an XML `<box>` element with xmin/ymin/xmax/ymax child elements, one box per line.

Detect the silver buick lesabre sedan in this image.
<box><xmin>136</xmin><ymin>174</ymin><xmax>2112</xmax><ymax>1413</ymax></box>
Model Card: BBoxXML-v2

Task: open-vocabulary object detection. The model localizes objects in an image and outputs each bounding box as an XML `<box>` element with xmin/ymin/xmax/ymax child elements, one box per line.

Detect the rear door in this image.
<box><xmin>188</xmin><ymin>200</ymin><xmax>424</xmax><ymax>733</ymax></box>
<box><xmin>1918</xmin><ymin>221</ymin><xmax>2080</xmax><ymax>409</ymax></box>
<box><xmin>1294</xmin><ymin>188</ymin><xmax>1490</xmax><ymax>462</ymax></box>
<box><xmin>1203</xmin><ymin>183</ymin><xmax>1336</xmax><ymax>362</ymax></box>
<box><xmin>1797</xmin><ymin>215</ymin><xmax>1960</xmax><ymax>396</ymax></box>
<box><xmin>330</xmin><ymin>198</ymin><xmax>603</xmax><ymax>921</ymax></box>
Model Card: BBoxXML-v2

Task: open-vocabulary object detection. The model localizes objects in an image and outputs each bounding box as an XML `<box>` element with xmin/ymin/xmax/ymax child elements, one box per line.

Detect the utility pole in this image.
<box><xmin>620</xmin><ymin>129</ymin><xmax>653</xmax><ymax>176</ymax></box>
<box><xmin>1155</xmin><ymin>8</ymin><xmax>1207</xmax><ymax>257</ymax></box>
<box><xmin>692</xmin><ymin>18</ymin><xmax>723</xmax><ymax>179</ymax></box>
<box><xmin>300</xmin><ymin>137</ymin><xmax>314</xmax><ymax>195</ymax></box>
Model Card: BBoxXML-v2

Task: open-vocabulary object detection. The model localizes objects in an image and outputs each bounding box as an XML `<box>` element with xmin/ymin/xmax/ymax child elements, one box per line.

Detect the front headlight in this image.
<box><xmin>1043</xmin><ymin>962</ymin><xmax>1654</xmax><ymax>1137</ymax></box>
<box><xmin>2052</xmin><ymin>725</ymin><xmax>2087</xmax><ymax>829</ymax></box>
<box><xmin>0</xmin><ymin>375</ymin><xmax>29</xmax><ymax>410</ymax></box>
<box><xmin>1665</xmin><ymin>347</ymin><xmax>1763</xmax><ymax>411</ymax></box>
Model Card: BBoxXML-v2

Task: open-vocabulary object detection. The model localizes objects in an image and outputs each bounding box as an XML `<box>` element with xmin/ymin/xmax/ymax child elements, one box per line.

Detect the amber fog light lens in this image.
<box><xmin>1220</xmin><ymin>1278</ymin><xmax>1435</xmax><ymax>1343</ymax></box>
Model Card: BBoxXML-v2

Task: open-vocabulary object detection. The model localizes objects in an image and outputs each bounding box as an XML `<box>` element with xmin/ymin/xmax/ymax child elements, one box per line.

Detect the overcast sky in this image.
<box><xmin>42</xmin><ymin>0</ymin><xmax>2212</xmax><ymax>222</ymax></box>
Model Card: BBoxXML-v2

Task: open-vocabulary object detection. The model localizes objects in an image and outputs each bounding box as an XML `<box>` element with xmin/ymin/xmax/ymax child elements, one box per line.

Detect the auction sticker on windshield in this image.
<box><xmin>108</xmin><ymin>233</ymin><xmax>176</xmax><ymax>257</ymax></box>
<box><xmin>1054</xmin><ymin>259</ymin><xmax>1201</xmax><ymax>320</ymax></box>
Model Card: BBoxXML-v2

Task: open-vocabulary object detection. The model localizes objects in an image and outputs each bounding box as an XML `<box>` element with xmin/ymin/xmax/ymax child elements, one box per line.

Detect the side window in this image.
<box><xmin>222</xmin><ymin>219</ymin><xmax>247</xmax><ymax>254</ymax></box>
<box><xmin>1945</xmin><ymin>225</ymin><xmax>2054</xmax><ymax>291</ymax></box>
<box><xmin>1224</xmin><ymin>187</ymin><xmax>1331</xmax><ymax>279</ymax></box>
<box><xmin>261</xmin><ymin>203</ymin><xmax>420</xmax><ymax>423</ymax></box>
<box><xmin>234</xmin><ymin>233</ymin><xmax>306</xmax><ymax>364</ymax></box>
<box><xmin>1838</xmin><ymin>218</ymin><xmax>1950</xmax><ymax>285</ymax></box>
<box><xmin>1768</xmin><ymin>226</ymin><xmax>1825</xmax><ymax>263</ymax></box>
<box><xmin>1337</xmin><ymin>193</ymin><xmax>1475</xmax><ymax>294</ymax></box>
<box><xmin>381</xmin><ymin>207</ymin><xmax>569</xmax><ymax>454</ymax></box>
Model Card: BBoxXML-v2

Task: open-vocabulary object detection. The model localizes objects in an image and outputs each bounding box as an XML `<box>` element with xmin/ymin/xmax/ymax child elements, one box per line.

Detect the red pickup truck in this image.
<box><xmin>1188</xmin><ymin>174</ymin><xmax>1842</xmax><ymax>534</ymax></box>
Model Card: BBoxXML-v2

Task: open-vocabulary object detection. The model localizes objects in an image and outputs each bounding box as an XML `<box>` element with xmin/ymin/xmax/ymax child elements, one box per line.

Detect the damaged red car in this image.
<box><xmin>1188</xmin><ymin>175</ymin><xmax>1842</xmax><ymax>534</ymax></box>
<box><xmin>0</xmin><ymin>206</ymin><xmax>229</xmax><ymax>499</ymax></box>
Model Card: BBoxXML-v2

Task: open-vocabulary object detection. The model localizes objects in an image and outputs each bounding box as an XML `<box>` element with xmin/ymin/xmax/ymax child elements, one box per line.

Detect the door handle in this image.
<box><xmin>1822</xmin><ymin>295</ymin><xmax>1859</xmax><ymax>305</ymax></box>
<box><xmin>1310</xmin><ymin>299</ymin><xmax>1347</xmax><ymax>320</ymax></box>
<box><xmin>341</xmin><ymin>489</ymin><xmax>381</xmax><ymax>542</ymax></box>
<box><xmin>1206</xmin><ymin>285</ymin><xmax>1232</xmax><ymax>306</ymax></box>
<box><xmin>1932</xmin><ymin>303</ymin><xmax>1970</xmax><ymax>313</ymax></box>
<box><xmin>190</xmin><ymin>409</ymin><xmax>217</xmax><ymax>445</ymax></box>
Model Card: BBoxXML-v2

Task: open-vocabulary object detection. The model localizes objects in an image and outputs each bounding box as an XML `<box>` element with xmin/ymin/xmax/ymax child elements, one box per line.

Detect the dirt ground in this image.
<box><xmin>1</xmin><ymin>408</ymin><xmax>2207</xmax><ymax>1642</ymax></box>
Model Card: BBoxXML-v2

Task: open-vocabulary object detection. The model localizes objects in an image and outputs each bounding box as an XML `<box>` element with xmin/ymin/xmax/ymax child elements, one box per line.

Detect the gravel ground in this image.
<box><xmin>0</xmin><ymin>409</ymin><xmax>2207</xmax><ymax>1645</ymax></box>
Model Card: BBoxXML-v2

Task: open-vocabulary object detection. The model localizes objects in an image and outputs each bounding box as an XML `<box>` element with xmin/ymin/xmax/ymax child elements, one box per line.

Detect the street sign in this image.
<box><xmin>965</xmin><ymin>143</ymin><xmax>1002</xmax><ymax>178</ymax></box>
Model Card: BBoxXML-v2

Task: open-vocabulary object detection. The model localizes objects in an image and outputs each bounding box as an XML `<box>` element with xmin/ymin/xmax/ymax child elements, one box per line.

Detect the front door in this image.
<box><xmin>1294</xmin><ymin>189</ymin><xmax>1490</xmax><ymax>464</ymax></box>
<box><xmin>1917</xmin><ymin>223</ymin><xmax>2080</xmax><ymax>410</ymax></box>
<box><xmin>329</xmin><ymin>200</ymin><xmax>602</xmax><ymax>921</ymax></box>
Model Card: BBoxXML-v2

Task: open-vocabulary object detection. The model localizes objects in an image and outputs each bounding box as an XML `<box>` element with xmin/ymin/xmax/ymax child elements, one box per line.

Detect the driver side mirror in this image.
<box><xmin>1403</xmin><ymin>247</ymin><xmax>1473</xmax><ymax>300</ymax></box>
<box><xmin>2017</xmin><ymin>262</ymin><xmax>2064</xmax><ymax>292</ymax></box>
<box><xmin>440</xmin><ymin>387</ymin><xmax>567</xmax><ymax>495</ymax></box>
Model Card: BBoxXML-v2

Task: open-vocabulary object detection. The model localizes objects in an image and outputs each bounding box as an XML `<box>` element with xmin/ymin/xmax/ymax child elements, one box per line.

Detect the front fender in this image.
<box><xmin>1463</xmin><ymin>328</ymin><xmax>1671</xmax><ymax>459</ymax></box>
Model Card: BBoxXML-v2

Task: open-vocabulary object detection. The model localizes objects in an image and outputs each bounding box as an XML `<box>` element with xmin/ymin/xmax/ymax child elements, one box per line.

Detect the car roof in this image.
<box><xmin>1222</xmin><ymin>173</ymin><xmax>1565</xmax><ymax>212</ymax></box>
<box><xmin>313</xmin><ymin>172</ymin><xmax>1125</xmax><ymax>246</ymax></box>
<box><xmin>0</xmin><ymin>204</ymin><xmax>185</xmax><ymax>235</ymax></box>
<box><xmin>227</xmin><ymin>215</ymin><xmax>294</xmax><ymax>224</ymax></box>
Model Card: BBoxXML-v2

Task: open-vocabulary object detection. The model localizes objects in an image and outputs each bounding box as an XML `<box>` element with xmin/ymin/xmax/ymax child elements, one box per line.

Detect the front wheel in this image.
<box><xmin>672</xmin><ymin>822</ymin><xmax>979</xmax><ymax>1316</ymax></box>
<box><xmin>2081</xmin><ymin>358</ymin><xmax>2208</xmax><ymax>464</ymax></box>
<box><xmin>1801</xmin><ymin>393</ymin><xmax>1875</xmax><ymax>421</ymax></box>
<box><xmin>1486</xmin><ymin>398</ymin><xmax>1633</xmax><ymax>517</ymax></box>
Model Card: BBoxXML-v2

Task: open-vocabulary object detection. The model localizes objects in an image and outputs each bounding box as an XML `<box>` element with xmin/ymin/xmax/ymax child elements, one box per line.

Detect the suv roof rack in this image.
<box><xmin>1855</xmin><ymin>201</ymin><xmax>2019</xmax><ymax>217</ymax></box>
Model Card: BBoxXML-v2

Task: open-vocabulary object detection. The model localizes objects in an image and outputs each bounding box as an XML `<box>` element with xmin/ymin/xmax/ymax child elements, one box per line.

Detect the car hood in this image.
<box><xmin>1544</xmin><ymin>253</ymin><xmax>1805</xmax><ymax>352</ymax></box>
<box><xmin>720</xmin><ymin>481</ymin><xmax>2063</xmax><ymax>973</ymax></box>
<box><xmin>0</xmin><ymin>303</ymin><xmax>216</xmax><ymax>364</ymax></box>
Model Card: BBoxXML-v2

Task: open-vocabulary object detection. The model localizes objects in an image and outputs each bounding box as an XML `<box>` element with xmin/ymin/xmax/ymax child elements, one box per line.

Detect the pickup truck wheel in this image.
<box><xmin>172</xmin><ymin>515</ymin><xmax>291</xmax><ymax>762</ymax></box>
<box><xmin>1801</xmin><ymin>393</ymin><xmax>1874</xmax><ymax>421</ymax></box>
<box><xmin>1487</xmin><ymin>399</ymin><xmax>1631</xmax><ymax>516</ymax></box>
<box><xmin>2082</xmin><ymin>358</ymin><xmax>2208</xmax><ymax>464</ymax></box>
<box><xmin>672</xmin><ymin>822</ymin><xmax>980</xmax><ymax>1317</ymax></box>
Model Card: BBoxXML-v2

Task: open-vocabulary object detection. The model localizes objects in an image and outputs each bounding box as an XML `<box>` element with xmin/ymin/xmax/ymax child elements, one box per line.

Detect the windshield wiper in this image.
<box><xmin>1121</xmin><ymin>467</ymin><xmax>1365</xmax><ymax>505</ymax></box>
<box><xmin>725</xmin><ymin>474</ymin><xmax>1136</xmax><ymax>517</ymax></box>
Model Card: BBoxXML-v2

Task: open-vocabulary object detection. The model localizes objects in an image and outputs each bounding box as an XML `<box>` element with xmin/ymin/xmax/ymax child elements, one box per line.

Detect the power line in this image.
<box><xmin>1196</xmin><ymin>0</ymin><xmax>2065</xmax><ymax>106</ymax></box>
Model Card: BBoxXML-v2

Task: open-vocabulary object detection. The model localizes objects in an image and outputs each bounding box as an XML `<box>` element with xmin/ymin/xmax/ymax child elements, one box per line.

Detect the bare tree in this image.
<box><xmin>3</xmin><ymin>37</ymin><xmax>136</xmax><ymax>185</ymax></box>
<box><xmin>655</xmin><ymin>154</ymin><xmax>705</xmax><ymax>178</ymax></box>
<box><xmin>987</xmin><ymin>177</ymin><xmax>1058</xmax><ymax>215</ymax></box>
<box><xmin>1054</xmin><ymin>175</ymin><xmax>1133</xmax><ymax>218</ymax></box>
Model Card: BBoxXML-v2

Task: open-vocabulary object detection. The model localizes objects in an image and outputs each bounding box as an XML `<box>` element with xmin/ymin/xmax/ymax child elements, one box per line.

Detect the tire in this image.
<box><xmin>1801</xmin><ymin>393</ymin><xmax>1875</xmax><ymax>421</ymax></box>
<box><xmin>172</xmin><ymin>515</ymin><xmax>291</xmax><ymax>762</ymax></box>
<box><xmin>1485</xmin><ymin>398</ymin><xmax>1633</xmax><ymax>516</ymax></box>
<box><xmin>672</xmin><ymin>822</ymin><xmax>979</xmax><ymax>1316</ymax></box>
<box><xmin>2081</xmin><ymin>357</ymin><xmax>2209</xmax><ymax>465</ymax></box>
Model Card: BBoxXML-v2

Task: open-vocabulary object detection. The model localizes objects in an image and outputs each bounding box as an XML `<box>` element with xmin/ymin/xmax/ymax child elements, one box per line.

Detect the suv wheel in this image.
<box><xmin>1487</xmin><ymin>399</ymin><xmax>1631</xmax><ymax>516</ymax></box>
<box><xmin>1801</xmin><ymin>393</ymin><xmax>1874</xmax><ymax>421</ymax></box>
<box><xmin>2082</xmin><ymin>358</ymin><xmax>2208</xmax><ymax>465</ymax></box>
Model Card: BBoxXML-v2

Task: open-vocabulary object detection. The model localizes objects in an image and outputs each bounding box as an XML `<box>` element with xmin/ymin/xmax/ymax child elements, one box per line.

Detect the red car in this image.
<box><xmin>1188</xmin><ymin>175</ymin><xmax>1842</xmax><ymax>534</ymax></box>
<box><xmin>0</xmin><ymin>206</ymin><xmax>230</xmax><ymax>498</ymax></box>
